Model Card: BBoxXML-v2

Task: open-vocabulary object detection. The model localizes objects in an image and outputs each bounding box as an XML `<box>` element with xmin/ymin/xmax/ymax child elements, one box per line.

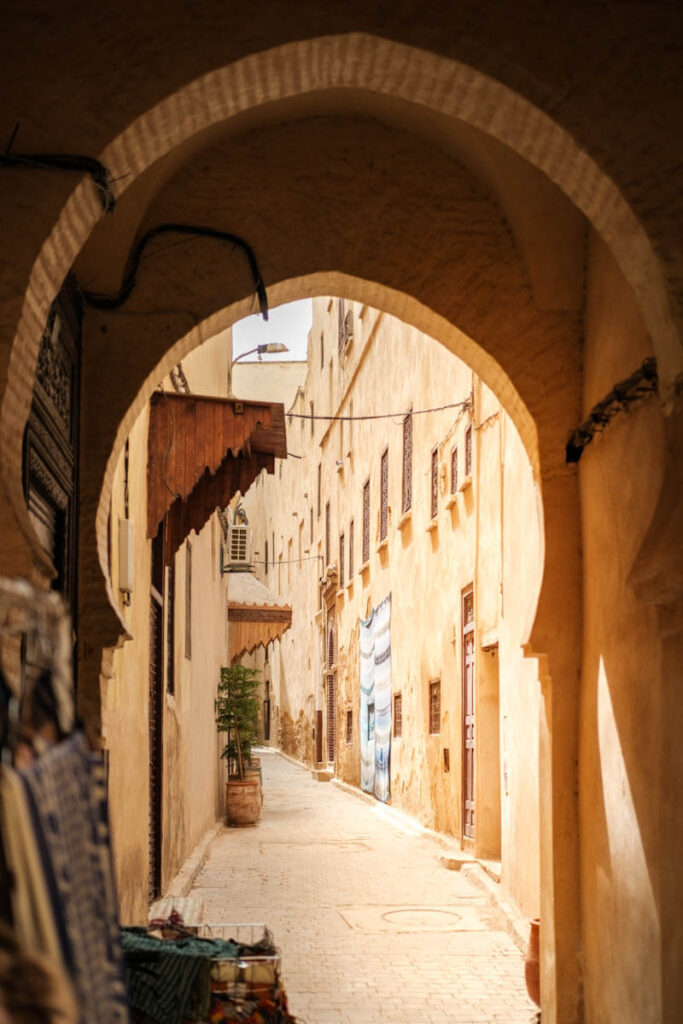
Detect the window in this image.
<box><xmin>402</xmin><ymin>412</ymin><xmax>412</xmax><ymax>513</ymax></box>
<box><xmin>338</xmin><ymin>297</ymin><xmax>346</xmax><ymax>354</ymax></box>
<box><xmin>431</xmin><ymin>446</ymin><xmax>439</xmax><ymax>519</ymax></box>
<box><xmin>346</xmin><ymin>709</ymin><xmax>353</xmax><ymax>744</ymax></box>
<box><xmin>362</xmin><ymin>479</ymin><xmax>370</xmax><ymax>564</ymax></box>
<box><xmin>166</xmin><ymin>564</ymin><xmax>175</xmax><ymax>694</ymax></box>
<box><xmin>348</xmin><ymin>399</ymin><xmax>353</xmax><ymax>455</ymax></box>
<box><xmin>317</xmin><ymin>463</ymin><xmax>321</xmax><ymax>517</ymax></box>
<box><xmin>325</xmin><ymin>501</ymin><xmax>331</xmax><ymax>568</ymax></box>
<box><xmin>429</xmin><ymin>679</ymin><xmax>441</xmax><ymax>734</ymax></box>
<box><xmin>380</xmin><ymin>448</ymin><xmax>388</xmax><ymax>541</ymax></box>
<box><xmin>185</xmin><ymin>541</ymin><xmax>192</xmax><ymax>660</ymax></box>
<box><xmin>339</xmin><ymin>532</ymin><xmax>345</xmax><ymax>587</ymax></box>
<box><xmin>348</xmin><ymin>519</ymin><xmax>354</xmax><ymax>579</ymax></box>
<box><xmin>393</xmin><ymin>693</ymin><xmax>402</xmax><ymax>737</ymax></box>
<box><xmin>465</xmin><ymin>424</ymin><xmax>473</xmax><ymax>477</ymax></box>
<box><xmin>451</xmin><ymin>446</ymin><xmax>458</xmax><ymax>494</ymax></box>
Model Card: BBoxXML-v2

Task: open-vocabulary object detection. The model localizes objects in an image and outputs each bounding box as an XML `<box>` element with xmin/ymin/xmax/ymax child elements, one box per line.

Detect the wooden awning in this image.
<box><xmin>147</xmin><ymin>392</ymin><xmax>286</xmax><ymax>562</ymax></box>
<box><xmin>227</xmin><ymin>572</ymin><xmax>292</xmax><ymax>664</ymax></box>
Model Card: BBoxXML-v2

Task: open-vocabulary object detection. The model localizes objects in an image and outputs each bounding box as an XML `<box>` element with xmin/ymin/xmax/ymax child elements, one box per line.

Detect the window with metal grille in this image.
<box><xmin>393</xmin><ymin>692</ymin><xmax>402</xmax><ymax>737</ymax></box>
<box><xmin>429</xmin><ymin>679</ymin><xmax>441</xmax><ymax>734</ymax></box>
<box><xmin>402</xmin><ymin>412</ymin><xmax>412</xmax><ymax>513</ymax></box>
<box><xmin>380</xmin><ymin>448</ymin><xmax>389</xmax><ymax>540</ymax></box>
<box><xmin>362</xmin><ymin>479</ymin><xmax>370</xmax><ymax>564</ymax></box>
<box><xmin>185</xmin><ymin>540</ymin><xmax>192</xmax><ymax>661</ymax></box>
<box><xmin>431</xmin><ymin>446</ymin><xmax>439</xmax><ymax>519</ymax></box>
<box><xmin>317</xmin><ymin>463</ymin><xmax>321</xmax><ymax>517</ymax></box>
<box><xmin>338</xmin><ymin>297</ymin><xmax>346</xmax><ymax>354</ymax></box>
<box><xmin>325</xmin><ymin>501</ymin><xmax>331</xmax><ymax>568</ymax></box>
<box><xmin>327</xmin><ymin>607</ymin><xmax>337</xmax><ymax>668</ymax></box>
<box><xmin>464</xmin><ymin>589</ymin><xmax>474</xmax><ymax>626</ymax></box>
<box><xmin>166</xmin><ymin>563</ymin><xmax>175</xmax><ymax>694</ymax></box>
<box><xmin>346</xmin><ymin>709</ymin><xmax>353</xmax><ymax>744</ymax></box>
<box><xmin>465</xmin><ymin>424</ymin><xmax>473</xmax><ymax>477</ymax></box>
<box><xmin>349</xmin><ymin>519</ymin><xmax>354</xmax><ymax>579</ymax></box>
<box><xmin>451</xmin><ymin>446</ymin><xmax>458</xmax><ymax>494</ymax></box>
<box><xmin>339</xmin><ymin>533</ymin><xmax>345</xmax><ymax>587</ymax></box>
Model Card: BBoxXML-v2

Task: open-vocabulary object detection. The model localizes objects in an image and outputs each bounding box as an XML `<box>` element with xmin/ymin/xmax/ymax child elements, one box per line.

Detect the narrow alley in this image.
<box><xmin>188</xmin><ymin>751</ymin><xmax>536</xmax><ymax>1024</ymax></box>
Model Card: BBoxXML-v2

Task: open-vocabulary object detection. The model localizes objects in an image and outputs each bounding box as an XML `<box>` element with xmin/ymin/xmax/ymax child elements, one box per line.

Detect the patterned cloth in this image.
<box><xmin>20</xmin><ymin>731</ymin><xmax>129</xmax><ymax>1023</ymax></box>
<box><xmin>360</xmin><ymin>595</ymin><xmax>392</xmax><ymax>801</ymax></box>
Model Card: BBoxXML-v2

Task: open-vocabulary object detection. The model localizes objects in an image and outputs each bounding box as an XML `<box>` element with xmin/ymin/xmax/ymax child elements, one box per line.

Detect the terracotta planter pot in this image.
<box><xmin>226</xmin><ymin>776</ymin><xmax>261</xmax><ymax>826</ymax></box>
<box><xmin>244</xmin><ymin>765</ymin><xmax>264</xmax><ymax>807</ymax></box>
<box><xmin>524</xmin><ymin>918</ymin><xmax>541</xmax><ymax>1007</ymax></box>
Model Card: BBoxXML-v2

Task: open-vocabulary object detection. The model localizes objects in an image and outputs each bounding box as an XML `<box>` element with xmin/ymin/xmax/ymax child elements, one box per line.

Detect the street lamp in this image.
<box><xmin>232</xmin><ymin>342</ymin><xmax>289</xmax><ymax>363</ymax></box>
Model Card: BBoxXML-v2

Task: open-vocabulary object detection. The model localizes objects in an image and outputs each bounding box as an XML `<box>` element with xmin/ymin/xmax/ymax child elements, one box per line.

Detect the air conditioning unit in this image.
<box><xmin>227</xmin><ymin>524</ymin><xmax>253</xmax><ymax>569</ymax></box>
<box><xmin>343</xmin><ymin>309</ymin><xmax>354</xmax><ymax>346</ymax></box>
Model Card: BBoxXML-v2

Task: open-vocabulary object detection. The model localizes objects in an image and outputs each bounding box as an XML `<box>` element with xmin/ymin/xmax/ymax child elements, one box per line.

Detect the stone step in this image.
<box><xmin>311</xmin><ymin>768</ymin><xmax>333</xmax><ymax>782</ymax></box>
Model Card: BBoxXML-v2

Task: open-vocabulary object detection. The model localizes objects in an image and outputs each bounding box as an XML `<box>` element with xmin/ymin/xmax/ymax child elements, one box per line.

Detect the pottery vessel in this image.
<box><xmin>525</xmin><ymin>918</ymin><xmax>541</xmax><ymax>1007</ymax></box>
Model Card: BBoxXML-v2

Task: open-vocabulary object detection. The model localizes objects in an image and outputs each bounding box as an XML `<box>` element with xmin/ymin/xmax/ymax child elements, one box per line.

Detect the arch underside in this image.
<box><xmin>2</xmin><ymin>24</ymin><xmax>681</xmax><ymax>1024</ymax></box>
<box><xmin>2</xmin><ymin>33</ymin><xmax>679</xmax><ymax>589</ymax></box>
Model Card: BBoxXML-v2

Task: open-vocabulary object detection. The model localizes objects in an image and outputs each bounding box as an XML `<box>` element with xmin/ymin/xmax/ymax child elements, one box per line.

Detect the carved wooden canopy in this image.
<box><xmin>227</xmin><ymin>572</ymin><xmax>292</xmax><ymax>664</ymax></box>
<box><xmin>147</xmin><ymin>392</ymin><xmax>286</xmax><ymax>563</ymax></box>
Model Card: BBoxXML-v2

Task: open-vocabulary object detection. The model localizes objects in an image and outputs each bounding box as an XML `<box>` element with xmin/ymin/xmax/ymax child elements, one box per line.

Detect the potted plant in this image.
<box><xmin>215</xmin><ymin>663</ymin><xmax>262</xmax><ymax>825</ymax></box>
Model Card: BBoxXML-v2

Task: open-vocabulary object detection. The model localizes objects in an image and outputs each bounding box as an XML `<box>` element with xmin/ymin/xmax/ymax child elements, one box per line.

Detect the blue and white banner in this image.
<box><xmin>359</xmin><ymin>594</ymin><xmax>392</xmax><ymax>802</ymax></box>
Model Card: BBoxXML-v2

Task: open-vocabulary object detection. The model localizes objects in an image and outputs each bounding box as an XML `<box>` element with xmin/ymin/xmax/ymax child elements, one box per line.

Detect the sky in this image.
<box><xmin>232</xmin><ymin>298</ymin><xmax>312</xmax><ymax>362</ymax></box>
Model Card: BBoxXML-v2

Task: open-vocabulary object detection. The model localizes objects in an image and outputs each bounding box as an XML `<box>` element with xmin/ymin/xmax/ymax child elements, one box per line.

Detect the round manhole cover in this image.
<box><xmin>382</xmin><ymin>908</ymin><xmax>460</xmax><ymax>928</ymax></box>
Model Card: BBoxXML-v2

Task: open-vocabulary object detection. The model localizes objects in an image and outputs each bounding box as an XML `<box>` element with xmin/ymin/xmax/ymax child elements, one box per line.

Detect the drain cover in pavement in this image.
<box><xmin>338</xmin><ymin>905</ymin><xmax>490</xmax><ymax>933</ymax></box>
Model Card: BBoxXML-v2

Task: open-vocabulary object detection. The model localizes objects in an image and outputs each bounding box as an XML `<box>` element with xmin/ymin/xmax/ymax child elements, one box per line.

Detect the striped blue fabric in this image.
<box><xmin>360</xmin><ymin>595</ymin><xmax>392</xmax><ymax>801</ymax></box>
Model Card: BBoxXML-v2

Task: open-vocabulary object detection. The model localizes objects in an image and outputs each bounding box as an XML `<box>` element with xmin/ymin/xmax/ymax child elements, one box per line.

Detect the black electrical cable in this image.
<box><xmin>286</xmin><ymin>399</ymin><xmax>470</xmax><ymax>422</ymax></box>
<box><xmin>80</xmin><ymin>223</ymin><xmax>268</xmax><ymax>319</ymax></box>
<box><xmin>2</xmin><ymin>123</ymin><xmax>116</xmax><ymax>212</ymax></box>
<box><xmin>565</xmin><ymin>357</ymin><xmax>658</xmax><ymax>463</ymax></box>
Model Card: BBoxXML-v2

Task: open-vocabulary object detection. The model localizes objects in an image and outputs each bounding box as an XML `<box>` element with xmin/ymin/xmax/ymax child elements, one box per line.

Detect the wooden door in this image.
<box><xmin>325</xmin><ymin>606</ymin><xmax>337</xmax><ymax>764</ymax></box>
<box><xmin>148</xmin><ymin>529</ymin><xmax>164</xmax><ymax>901</ymax></box>
<box><xmin>462</xmin><ymin>586</ymin><xmax>475</xmax><ymax>840</ymax></box>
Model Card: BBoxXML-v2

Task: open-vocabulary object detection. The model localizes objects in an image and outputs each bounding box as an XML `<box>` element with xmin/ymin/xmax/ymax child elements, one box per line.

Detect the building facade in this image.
<box><xmin>243</xmin><ymin>298</ymin><xmax>543</xmax><ymax>918</ymax></box>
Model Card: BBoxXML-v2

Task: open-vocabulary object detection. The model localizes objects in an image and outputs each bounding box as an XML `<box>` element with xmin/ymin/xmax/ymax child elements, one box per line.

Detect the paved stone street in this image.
<box><xmin>189</xmin><ymin>751</ymin><xmax>536</xmax><ymax>1023</ymax></box>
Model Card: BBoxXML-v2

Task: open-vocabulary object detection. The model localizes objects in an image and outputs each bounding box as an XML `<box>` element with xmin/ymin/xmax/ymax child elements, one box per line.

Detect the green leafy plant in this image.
<box><xmin>215</xmin><ymin>663</ymin><xmax>262</xmax><ymax>779</ymax></box>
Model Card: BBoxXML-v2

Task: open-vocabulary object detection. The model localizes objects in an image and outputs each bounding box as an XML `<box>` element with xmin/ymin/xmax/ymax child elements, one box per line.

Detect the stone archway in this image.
<box><xmin>1</xmin><ymin>34</ymin><xmax>680</xmax><ymax>585</ymax></box>
<box><xmin>1</xmin><ymin>26</ymin><xmax>680</xmax><ymax>1024</ymax></box>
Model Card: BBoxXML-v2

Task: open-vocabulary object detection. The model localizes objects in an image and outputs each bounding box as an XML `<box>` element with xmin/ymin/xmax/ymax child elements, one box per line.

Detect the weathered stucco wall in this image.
<box><xmin>242</xmin><ymin>298</ymin><xmax>542</xmax><ymax>919</ymax></box>
<box><xmin>579</xmin><ymin>232</ymin><xmax>666</xmax><ymax>1023</ymax></box>
<box><xmin>104</xmin><ymin>332</ymin><xmax>231</xmax><ymax>922</ymax></box>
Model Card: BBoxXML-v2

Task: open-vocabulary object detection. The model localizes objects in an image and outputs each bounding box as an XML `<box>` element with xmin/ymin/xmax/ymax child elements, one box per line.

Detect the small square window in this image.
<box><xmin>450</xmin><ymin>446</ymin><xmax>458</xmax><ymax>494</ymax></box>
<box><xmin>393</xmin><ymin>693</ymin><xmax>402</xmax><ymax>738</ymax></box>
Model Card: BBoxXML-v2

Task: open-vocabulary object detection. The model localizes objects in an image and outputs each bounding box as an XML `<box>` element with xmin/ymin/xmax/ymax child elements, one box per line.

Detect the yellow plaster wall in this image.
<box><xmin>579</xmin><ymin>232</ymin><xmax>666</xmax><ymax>1022</ymax></box>
<box><xmin>242</xmin><ymin>298</ymin><xmax>542</xmax><ymax>918</ymax></box>
<box><xmin>103</xmin><ymin>332</ymin><xmax>232</xmax><ymax>922</ymax></box>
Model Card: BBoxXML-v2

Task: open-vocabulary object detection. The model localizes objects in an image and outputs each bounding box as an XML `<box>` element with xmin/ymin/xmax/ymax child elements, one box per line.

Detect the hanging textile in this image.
<box><xmin>0</xmin><ymin>765</ymin><xmax>62</xmax><ymax>965</ymax></box>
<box><xmin>359</xmin><ymin>612</ymin><xmax>375</xmax><ymax>795</ymax></box>
<box><xmin>20</xmin><ymin>731</ymin><xmax>129</xmax><ymax>1023</ymax></box>
<box><xmin>359</xmin><ymin>595</ymin><xmax>392</xmax><ymax>801</ymax></box>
